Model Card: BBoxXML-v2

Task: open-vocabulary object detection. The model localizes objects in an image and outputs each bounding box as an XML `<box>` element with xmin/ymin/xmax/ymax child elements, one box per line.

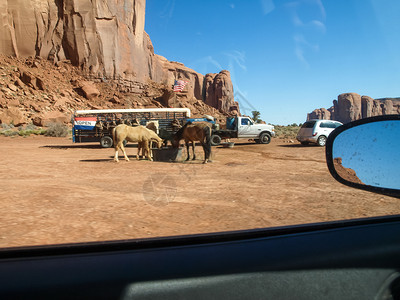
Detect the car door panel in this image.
<box><xmin>1</xmin><ymin>217</ymin><xmax>400</xmax><ymax>299</ymax></box>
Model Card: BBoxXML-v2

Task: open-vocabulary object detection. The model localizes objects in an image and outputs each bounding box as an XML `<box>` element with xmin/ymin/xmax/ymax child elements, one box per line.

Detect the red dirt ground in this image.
<box><xmin>0</xmin><ymin>136</ymin><xmax>399</xmax><ymax>248</ymax></box>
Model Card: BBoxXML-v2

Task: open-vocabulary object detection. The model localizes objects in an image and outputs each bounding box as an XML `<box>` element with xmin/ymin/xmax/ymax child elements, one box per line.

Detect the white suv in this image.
<box><xmin>296</xmin><ymin>119</ymin><xmax>343</xmax><ymax>146</ymax></box>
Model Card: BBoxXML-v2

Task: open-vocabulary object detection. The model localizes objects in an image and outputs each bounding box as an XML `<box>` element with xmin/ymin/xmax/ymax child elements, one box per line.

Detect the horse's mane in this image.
<box><xmin>174</xmin><ymin>121</ymin><xmax>192</xmax><ymax>140</ymax></box>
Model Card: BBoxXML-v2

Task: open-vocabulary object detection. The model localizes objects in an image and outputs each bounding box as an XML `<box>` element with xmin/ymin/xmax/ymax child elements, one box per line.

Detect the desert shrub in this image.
<box><xmin>18</xmin><ymin>130</ymin><xmax>32</xmax><ymax>137</ymax></box>
<box><xmin>274</xmin><ymin>125</ymin><xmax>301</xmax><ymax>139</ymax></box>
<box><xmin>25</xmin><ymin>123</ymin><xmax>38</xmax><ymax>131</ymax></box>
<box><xmin>1</xmin><ymin>130</ymin><xmax>19</xmax><ymax>137</ymax></box>
<box><xmin>15</xmin><ymin>124</ymin><xmax>46</xmax><ymax>137</ymax></box>
<box><xmin>33</xmin><ymin>128</ymin><xmax>47</xmax><ymax>135</ymax></box>
<box><xmin>0</xmin><ymin>124</ymin><xmax>12</xmax><ymax>130</ymax></box>
<box><xmin>44</xmin><ymin>122</ymin><xmax>69</xmax><ymax>137</ymax></box>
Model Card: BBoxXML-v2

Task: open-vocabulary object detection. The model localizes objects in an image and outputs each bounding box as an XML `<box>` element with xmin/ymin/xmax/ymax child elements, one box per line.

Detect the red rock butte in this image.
<box><xmin>308</xmin><ymin>93</ymin><xmax>400</xmax><ymax>123</ymax></box>
<box><xmin>0</xmin><ymin>0</ymin><xmax>239</xmax><ymax>125</ymax></box>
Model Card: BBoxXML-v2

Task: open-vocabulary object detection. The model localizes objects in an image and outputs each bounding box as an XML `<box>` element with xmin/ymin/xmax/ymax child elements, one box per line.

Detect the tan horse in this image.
<box><xmin>145</xmin><ymin>120</ymin><xmax>159</xmax><ymax>134</ymax></box>
<box><xmin>172</xmin><ymin>122</ymin><xmax>212</xmax><ymax>164</ymax></box>
<box><xmin>137</xmin><ymin>121</ymin><xmax>161</xmax><ymax>159</ymax></box>
<box><xmin>137</xmin><ymin>130</ymin><xmax>163</xmax><ymax>160</ymax></box>
<box><xmin>113</xmin><ymin>124</ymin><xmax>162</xmax><ymax>162</ymax></box>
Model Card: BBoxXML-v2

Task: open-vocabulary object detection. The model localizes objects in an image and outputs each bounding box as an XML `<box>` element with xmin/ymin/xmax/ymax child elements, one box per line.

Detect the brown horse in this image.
<box><xmin>172</xmin><ymin>122</ymin><xmax>212</xmax><ymax>164</ymax></box>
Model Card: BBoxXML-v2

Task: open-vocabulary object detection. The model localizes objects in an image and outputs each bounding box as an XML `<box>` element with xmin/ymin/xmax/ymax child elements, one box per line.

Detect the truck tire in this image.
<box><xmin>259</xmin><ymin>132</ymin><xmax>271</xmax><ymax>144</ymax></box>
<box><xmin>100</xmin><ymin>136</ymin><xmax>113</xmax><ymax>148</ymax></box>
<box><xmin>211</xmin><ymin>134</ymin><xmax>222</xmax><ymax>146</ymax></box>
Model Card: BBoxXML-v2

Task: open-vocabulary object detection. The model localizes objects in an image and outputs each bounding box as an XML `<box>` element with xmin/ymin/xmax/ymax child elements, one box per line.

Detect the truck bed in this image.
<box><xmin>212</xmin><ymin>129</ymin><xmax>238</xmax><ymax>139</ymax></box>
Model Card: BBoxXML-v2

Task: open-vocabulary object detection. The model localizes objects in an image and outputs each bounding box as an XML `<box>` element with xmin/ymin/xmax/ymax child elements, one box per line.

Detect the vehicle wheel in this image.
<box><xmin>210</xmin><ymin>134</ymin><xmax>222</xmax><ymax>146</ymax></box>
<box><xmin>317</xmin><ymin>135</ymin><xmax>327</xmax><ymax>147</ymax></box>
<box><xmin>259</xmin><ymin>132</ymin><xmax>271</xmax><ymax>144</ymax></box>
<box><xmin>100</xmin><ymin>136</ymin><xmax>113</xmax><ymax>148</ymax></box>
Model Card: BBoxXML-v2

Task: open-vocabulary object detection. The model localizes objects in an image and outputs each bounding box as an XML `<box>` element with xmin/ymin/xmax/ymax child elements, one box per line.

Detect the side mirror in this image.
<box><xmin>326</xmin><ymin>115</ymin><xmax>400</xmax><ymax>198</ymax></box>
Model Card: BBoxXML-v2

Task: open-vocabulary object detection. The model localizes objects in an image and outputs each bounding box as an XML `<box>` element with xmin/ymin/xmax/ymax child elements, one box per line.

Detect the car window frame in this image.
<box><xmin>241</xmin><ymin>118</ymin><xmax>252</xmax><ymax>126</ymax></box>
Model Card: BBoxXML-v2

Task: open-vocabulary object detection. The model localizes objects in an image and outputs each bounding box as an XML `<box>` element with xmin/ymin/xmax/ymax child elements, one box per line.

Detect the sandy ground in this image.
<box><xmin>0</xmin><ymin>135</ymin><xmax>399</xmax><ymax>248</ymax></box>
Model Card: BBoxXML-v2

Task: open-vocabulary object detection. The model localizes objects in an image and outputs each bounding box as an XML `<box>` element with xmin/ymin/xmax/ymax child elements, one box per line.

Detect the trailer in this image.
<box><xmin>72</xmin><ymin>108</ymin><xmax>191</xmax><ymax>148</ymax></box>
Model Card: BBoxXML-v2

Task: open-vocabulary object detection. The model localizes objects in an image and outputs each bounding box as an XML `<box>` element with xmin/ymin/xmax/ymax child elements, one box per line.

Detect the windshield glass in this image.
<box><xmin>0</xmin><ymin>0</ymin><xmax>399</xmax><ymax>248</ymax></box>
<box><xmin>301</xmin><ymin>121</ymin><xmax>316</xmax><ymax>128</ymax></box>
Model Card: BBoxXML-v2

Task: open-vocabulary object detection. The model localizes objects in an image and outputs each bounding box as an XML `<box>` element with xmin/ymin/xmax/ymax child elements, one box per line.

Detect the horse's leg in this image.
<box><xmin>205</xmin><ymin>143</ymin><xmax>212</xmax><ymax>163</ymax></box>
<box><xmin>137</xmin><ymin>142</ymin><xmax>142</xmax><ymax>160</ymax></box>
<box><xmin>149</xmin><ymin>141</ymin><xmax>153</xmax><ymax>159</ymax></box>
<box><xmin>203</xmin><ymin>128</ymin><xmax>212</xmax><ymax>163</ymax></box>
<box><xmin>185</xmin><ymin>141</ymin><xmax>190</xmax><ymax>161</ymax></box>
<box><xmin>120</xmin><ymin>142</ymin><xmax>130</xmax><ymax>161</ymax></box>
<box><xmin>142</xmin><ymin>141</ymin><xmax>148</xmax><ymax>159</ymax></box>
<box><xmin>145</xmin><ymin>140</ymin><xmax>152</xmax><ymax>161</ymax></box>
<box><xmin>199</xmin><ymin>141</ymin><xmax>206</xmax><ymax>164</ymax></box>
<box><xmin>200</xmin><ymin>136</ymin><xmax>212</xmax><ymax>164</ymax></box>
<box><xmin>192</xmin><ymin>141</ymin><xmax>196</xmax><ymax>160</ymax></box>
<box><xmin>150</xmin><ymin>141</ymin><xmax>154</xmax><ymax>161</ymax></box>
<box><xmin>114</xmin><ymin>144</ymin><xmax>119</xmax><ymax>162</ymax></box>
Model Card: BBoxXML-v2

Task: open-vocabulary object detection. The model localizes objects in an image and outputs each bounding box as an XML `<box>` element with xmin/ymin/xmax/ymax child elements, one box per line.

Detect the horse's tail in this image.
<box><xmin>112</xmin><ymin>126</ymin><xmax>117</xmax><ymax>149</ymax></box>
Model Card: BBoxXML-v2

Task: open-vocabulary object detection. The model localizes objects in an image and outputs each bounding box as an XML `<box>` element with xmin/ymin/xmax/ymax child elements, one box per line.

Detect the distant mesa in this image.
<box><xmin>308</xmin><ymin>93</ymin><xmax>400</xmax><ymax>123</ymax></box>
<box><xmin>333</xmin><ymin>157</ymin><xmax>364</xmax><ymax>185</ymax></box>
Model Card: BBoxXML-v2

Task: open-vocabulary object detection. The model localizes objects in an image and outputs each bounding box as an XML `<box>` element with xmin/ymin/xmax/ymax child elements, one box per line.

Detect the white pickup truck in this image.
<box><xmin>210</xmin><ymin>116</ymin><xmax>275</xmax><ymax>146</ymax></box>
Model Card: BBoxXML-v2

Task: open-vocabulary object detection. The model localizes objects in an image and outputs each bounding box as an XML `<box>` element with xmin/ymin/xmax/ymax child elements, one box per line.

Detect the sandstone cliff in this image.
<box><xmin>307</xmin><ymin>107</ymin><xmax>334</xmax><ymax>121</ymax></box>
<box><xmin>1</xmin><ymin>0</ymin><xmax>153</xmax><ymax>83</ymax></box>
<box><xmin>203</xmin><ymin>70</ymin><xmax>238</xmax><ymax>115</ymax></box>
<box><xmin>308</xmin><ymin>93</ymin><xmax>400</xmax><ymax>123</ymax></box>
<box><xmin>333</xmin><ymin>157</ymin><xmax>364</xmax><ymax>185</ymax></box>
<box><xmin>0</xmin><ymin>54</ymin><xmax>229</xmax><ymax>126</ymax></box>
<box><xmin>0</xmin><ymin>0</ymin><xmax>238</xmax><ymax>124</ymax></box>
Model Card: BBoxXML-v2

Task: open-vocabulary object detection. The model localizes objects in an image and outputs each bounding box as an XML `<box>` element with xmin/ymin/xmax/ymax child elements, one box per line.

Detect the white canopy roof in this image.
<box><xmin>74</xmin><ymin>108</ymin><xmax>191</xmax><ymax>117</ymax></box>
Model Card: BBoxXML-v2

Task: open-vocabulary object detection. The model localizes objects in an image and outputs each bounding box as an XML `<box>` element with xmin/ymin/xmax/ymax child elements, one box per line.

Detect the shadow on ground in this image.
<box><xmin>278</xmin><ymin>144</ymin><xmax>321</xmax><ymax>148</ymax></box>
<box><xmin>41</xmin><ymin>144</ymin><xmax>138</xmax><ymax>150</ymax></box>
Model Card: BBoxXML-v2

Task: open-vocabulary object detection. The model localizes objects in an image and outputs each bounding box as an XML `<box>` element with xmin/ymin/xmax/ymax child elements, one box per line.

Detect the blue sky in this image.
<box><xmin>145</xmin><ymin>0</ymin><xmax>400</xmax><ymax>125</ymax></box>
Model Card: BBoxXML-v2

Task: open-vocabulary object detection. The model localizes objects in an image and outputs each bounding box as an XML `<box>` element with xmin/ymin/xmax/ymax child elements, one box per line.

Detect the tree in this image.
<box><xmin>252</xmin><ymin>111</ymin><xmax>262</xmax><ymax>124</ymax></box>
